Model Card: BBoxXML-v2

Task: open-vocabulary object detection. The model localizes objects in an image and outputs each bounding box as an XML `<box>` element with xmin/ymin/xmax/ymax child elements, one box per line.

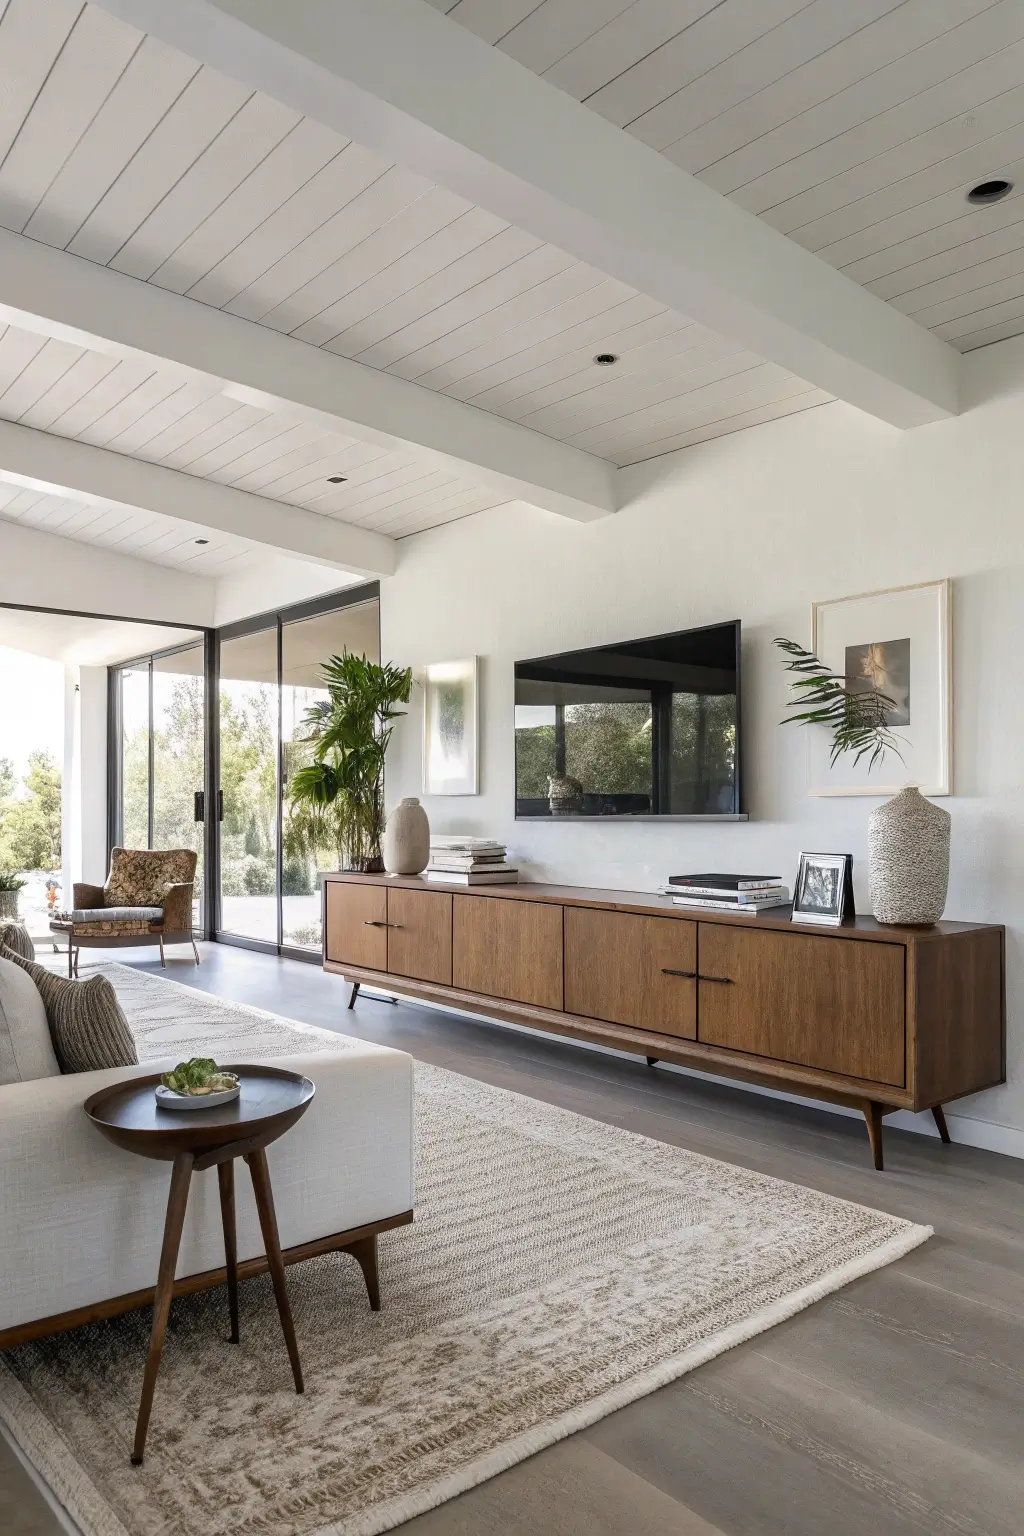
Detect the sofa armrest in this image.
<box><xmin>160</xmin><ymin>881</ymin><xmax>194</xmax><ymax>932</ymax></box>
<box><xmin>73</xmin><ymin>882</ymin><xmax>106</xmax><ymax>909</ymax></box>
<box><xmin>0</xmin><ymin>1045</ymin><xmax>415</xmax><ymax>1337</ymax></box>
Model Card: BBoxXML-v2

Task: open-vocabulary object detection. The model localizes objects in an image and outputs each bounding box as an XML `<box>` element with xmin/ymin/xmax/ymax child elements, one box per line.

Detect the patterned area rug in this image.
<box><xmin>0</xmin><ymin>966</ymin><xmax>931</xmax><ymax>1536</ymax></box>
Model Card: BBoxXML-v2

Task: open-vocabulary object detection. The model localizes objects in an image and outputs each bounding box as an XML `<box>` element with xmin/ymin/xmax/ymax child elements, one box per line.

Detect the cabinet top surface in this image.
<box><xmin>323</xmin><ymin>873</ymin><xmax>999</xmax><ymax>942</ymax></box>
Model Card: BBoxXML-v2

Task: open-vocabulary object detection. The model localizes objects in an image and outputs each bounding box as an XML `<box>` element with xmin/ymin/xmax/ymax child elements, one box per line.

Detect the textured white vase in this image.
<box><xmin>868</xmin><ymin>786</ymin><xmax>950</xmax><ymax>925</ymax></box>
<box><xmin>382</xmin><ymin>797</ymin><xmax>430</xmax><ymax>875</ymax></box>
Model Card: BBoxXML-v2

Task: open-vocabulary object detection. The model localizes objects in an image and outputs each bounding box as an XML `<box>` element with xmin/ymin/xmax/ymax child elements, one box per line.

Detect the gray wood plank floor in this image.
<box><xmin>3</xmin><ymin>945</ymin><xmax>1022</xmax><ymax>1535</ymax></box>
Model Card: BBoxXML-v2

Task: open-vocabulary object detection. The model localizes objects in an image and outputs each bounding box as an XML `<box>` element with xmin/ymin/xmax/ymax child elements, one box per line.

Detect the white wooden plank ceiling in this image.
<box><xmin>0</xmin><ymin>0</ymin><xmax>830</xmax><ymax>482</ymax></box>
<box><xmin>434</xmin><ymin>0</ymin><xmax>1024</xmax><ymax>354</ymax></box>
<box><xmin>0</xmin><ymin>319</ymin><xmax>511</xmax><ymax>541</ymax></box>
<box><xmin>0</xmin><ymin>475</ymin><xmax>255</xmax><ymax>574</ymax></box>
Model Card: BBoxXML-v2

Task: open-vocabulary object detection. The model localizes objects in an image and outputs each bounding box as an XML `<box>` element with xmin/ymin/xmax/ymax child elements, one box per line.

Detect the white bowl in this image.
<box><xmin>155</xmin><ymin>1083</ymin><xmax>241</xmax><ymax>1111</ymax></box>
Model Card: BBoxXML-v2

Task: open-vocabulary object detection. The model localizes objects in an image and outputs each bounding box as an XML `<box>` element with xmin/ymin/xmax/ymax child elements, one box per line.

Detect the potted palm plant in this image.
<box><xmin>286</xmin><ymin>652</ymin><xmax>412</xmax><ymax>873</ymax></box>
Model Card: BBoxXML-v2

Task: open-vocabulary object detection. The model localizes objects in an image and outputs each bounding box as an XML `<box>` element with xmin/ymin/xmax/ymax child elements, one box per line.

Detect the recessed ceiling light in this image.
<box><xmin>327</xmin><ymin>474</ymin><xmax>348</xmax><ymax>483</ymax></box>
<box><xmin>967</xmin><ymin>177</ymin><xmax>1013</xmax><ymax>205</ymax></box>
<box><xmin>194</xmin><ymin>538</ymin><xmax>209</xmax><ymax>545</ymax></box>
<box><xmin>593</xmin><ymin>353</ymin><xmax>619</xmax><ymax>365</ymax></box>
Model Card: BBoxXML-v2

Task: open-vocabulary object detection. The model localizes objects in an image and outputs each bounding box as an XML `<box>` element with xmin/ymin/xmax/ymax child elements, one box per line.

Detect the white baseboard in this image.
<box><xmin>377</xmin><ymin>989</ymin><xmax>1024</xmax><ymax>1162</ymax></box>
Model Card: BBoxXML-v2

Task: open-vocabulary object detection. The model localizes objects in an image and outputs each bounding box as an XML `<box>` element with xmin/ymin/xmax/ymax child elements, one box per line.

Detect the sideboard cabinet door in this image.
<box><xmin>697</xmin><ymin>924</ymin><xmax>906</xmax><ymax>1086</ymax></box>
<box><xmin>324</xmin><ymin>882</ymin><xmax>387</xmax><ymax>969</ymax></box>
<box><xmin>386</xmin><ymin>888</ymin><xmax>453</xmax><ymax>985</ymax></box>
<box><xmin>453</xmin><ymin>895</ymin><xmax>563</xmax><ymax>1010</ymax></box>
<box><xmin>564</xmin><ymin>907</ymin><xmax>697</xmax><ymax>1039</ymax></box>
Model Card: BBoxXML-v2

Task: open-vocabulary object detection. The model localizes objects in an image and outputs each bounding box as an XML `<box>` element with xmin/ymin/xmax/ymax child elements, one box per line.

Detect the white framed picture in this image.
<box><xmin>422</xmin><ymin>657</ymin><xmax>479</xmax><ymax>796</ymax></box>
<box><xmin>809</xmin><ymin>579</ymin><xmax>951</xmax><ymax>797</ymax></box>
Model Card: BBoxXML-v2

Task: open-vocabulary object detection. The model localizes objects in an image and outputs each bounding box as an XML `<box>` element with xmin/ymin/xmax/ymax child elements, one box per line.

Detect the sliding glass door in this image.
<box><xmin>217</xmin><ymin>593</ymin><xmax>380</xmax><ymax>955</ymax></box>
<box><xmin>112</xmin><ymin>640</ymin><xmax>207</xmax><ymax>928</ymax></box>
<box><xmin>217</xmin><ymin>629</ymin><xmax>278</xmax><ymax>944</ymax></box>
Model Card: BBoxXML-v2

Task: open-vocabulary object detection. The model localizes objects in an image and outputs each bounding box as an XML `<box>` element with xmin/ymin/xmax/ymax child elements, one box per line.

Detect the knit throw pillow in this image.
<box><xmin>0</xmin><ymin>920</ymin><xmax>35</xmax><ymax>962</ymax></box>
<box><xmin>0</xmin><ymin>944</ymin><xmax>137</xmax><ymax>1074</ymax></box>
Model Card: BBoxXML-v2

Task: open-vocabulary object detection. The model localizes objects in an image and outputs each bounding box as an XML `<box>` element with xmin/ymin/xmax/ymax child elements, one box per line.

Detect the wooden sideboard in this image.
<box><xmin>322</xmin><ymin>874</ymin><xmax>1005</xmax><ymax>1169</ymax></box>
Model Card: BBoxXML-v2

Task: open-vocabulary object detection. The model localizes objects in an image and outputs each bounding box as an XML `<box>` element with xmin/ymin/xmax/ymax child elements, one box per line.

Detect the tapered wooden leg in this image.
<box><xmin>132</xmin><ymin>1152</ymin><xmax>194</xmax><ymax>1465</ymax></box>
<box><xmin>217</xmin><ymin>1161</ymin><xmax>240</xmax><ymax>1344</ymax></box>
<box><xmin>245</xmin><ymin>1149</ymin><xmax>304</xmax><ymax>1393</ymax></box>
<box><xmin>863</xmin><ymin>1101</ymin><xmax>885</xmax><ymax>1170</ymax></box>
<box><xmin>158</xmin><ymin>934</ymin><xmax>166</xmax><ymax>968</ymax></box>
<box><xmin>347</xmin><ymin>1234</ymin><xmax>380</xmax><ymax>1311</ymax></box>
<box><xmin>347</xmin><ymin>980</ymin><xmax>360</xmax><ymax>1009</ymax></box>
<box><xmin>932</xmin><ymin>1104</ymin><xmax>952</xmax><ymax>1144</ymax></box>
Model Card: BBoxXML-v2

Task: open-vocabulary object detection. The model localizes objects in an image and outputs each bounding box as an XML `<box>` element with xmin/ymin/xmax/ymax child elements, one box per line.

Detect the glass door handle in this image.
<box><xmin>661</xmin><ymin>968</ymin><xmax>697</xmax><ymax>978</ymax></box>
<box><xmin>193</xmin><ymin>791</ymin><xmax>204</xmax><ymax>823</ymax></box>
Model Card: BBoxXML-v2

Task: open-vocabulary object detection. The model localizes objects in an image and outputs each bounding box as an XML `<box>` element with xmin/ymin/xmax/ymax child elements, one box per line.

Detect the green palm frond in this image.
<box><xmin>773</xmin><ymin>637</ymin><xmax>905</xmax><ymax>773</ymax></box>
<box><xmin>286</xmin><ymin>649</ymin><xmax>412</xmax><ymax>868</ymax></box>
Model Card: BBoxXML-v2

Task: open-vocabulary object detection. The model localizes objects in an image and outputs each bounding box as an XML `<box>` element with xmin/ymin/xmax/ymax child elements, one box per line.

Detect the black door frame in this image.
<box><xmin>213</xmin><ymin>582</ymin><xmax>380</xmax><ymax>963</ymax></box>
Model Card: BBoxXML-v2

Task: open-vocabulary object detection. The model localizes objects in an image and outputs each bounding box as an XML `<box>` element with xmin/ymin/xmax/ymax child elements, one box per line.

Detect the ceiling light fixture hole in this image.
<box><xmin>967</xmin><ymin>177</ymin><xmax>1013</xmax><ymax>205</ymax></box>
<box><xmin>594</xmin><ymin>353</ymin><xmax>619</xmax><ymax>365</ymax></box>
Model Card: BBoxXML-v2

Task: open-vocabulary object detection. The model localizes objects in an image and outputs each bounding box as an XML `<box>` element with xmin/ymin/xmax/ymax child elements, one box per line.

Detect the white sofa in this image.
<box><xmin>0</xmin><ymin>1017</ymin><xmax>415</xmax><ymax>1343</ymax></box>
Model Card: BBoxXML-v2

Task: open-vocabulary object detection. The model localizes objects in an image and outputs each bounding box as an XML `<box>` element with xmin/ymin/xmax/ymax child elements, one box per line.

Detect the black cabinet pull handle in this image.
<box><xmin>661</xmin><ymin>968</ymin><xmax>697</xmax><ymax>979</ymax></box>
<box><xmin>699</xmin><ymin>974</ymin><xmax>734</xmax><ymax>984</ymax></box>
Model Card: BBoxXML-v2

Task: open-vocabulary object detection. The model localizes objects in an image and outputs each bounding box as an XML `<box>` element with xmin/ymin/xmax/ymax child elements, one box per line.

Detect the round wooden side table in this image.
<box><xmin>84</xmin><ymin>1064</ymin><xmax>315</xmax><ymax>1465</ymax></box>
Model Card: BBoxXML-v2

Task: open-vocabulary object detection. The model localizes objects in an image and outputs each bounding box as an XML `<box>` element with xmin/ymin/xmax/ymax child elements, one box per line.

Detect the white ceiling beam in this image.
<box><xmin>92</xmin><ymin>0</ymin><xmax>960</xmax><ymax>429</ymax></box>
<box><xmin>0</xmin><ymin>230</ymin><xmax>615</xmax><ymax>523</ymax></box>
<box><xmin>0</xmin><ymin>420</ymin><xmax>396</xmax><ymax>577</ymax></box>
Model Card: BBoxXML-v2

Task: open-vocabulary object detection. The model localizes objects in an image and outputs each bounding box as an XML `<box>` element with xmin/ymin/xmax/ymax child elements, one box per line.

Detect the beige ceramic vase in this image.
<box><xmin>382</xmin><ymin>797</ymin><xmax>430</xmax><ymax>875</ymax></box>
<box><xmin>868</xmin><ymin>786</ymin><xmax>950</xmax><ymax>924</ymax></box>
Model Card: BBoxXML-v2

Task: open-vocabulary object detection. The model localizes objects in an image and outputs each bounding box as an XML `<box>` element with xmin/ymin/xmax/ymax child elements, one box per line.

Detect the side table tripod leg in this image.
<box><xmin>218</xmin><ymin>1160</ymin><xmax>240</xmax><ymax>1344</ymax></box>
<box><xmin>132</xmin><ymin>1151</ymin><xmax>194</xmax><ymax>1465</ymax></box>
<box><xmin>245</xmin><ymin>1148</ymin><xmax>304</xmax><ymax>1394</ymax></box>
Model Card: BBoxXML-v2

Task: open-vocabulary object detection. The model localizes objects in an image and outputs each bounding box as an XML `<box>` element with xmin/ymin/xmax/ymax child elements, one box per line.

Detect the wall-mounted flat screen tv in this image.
<box><xmin>515</xmin><ymin>621</ymin><xmax>741</xmax><ymax>818</ymax></box>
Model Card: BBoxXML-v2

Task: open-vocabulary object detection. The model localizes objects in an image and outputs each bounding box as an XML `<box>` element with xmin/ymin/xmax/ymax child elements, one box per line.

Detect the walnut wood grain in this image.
<box><xmin>324</xmin><ymin>881</ymin><xmax>387</xmax><ymax>969</ymax></box>
<box><xmin>696</xmin><ymin>924</ymin><xmax>906</xmax><ymax>1087</ymax></box>
<box><xmin>453</xmin><ymin>894</ymin><xmax>563</xmax><ymax>1010</ymax></box>
<box><xmin>386</xmin><ymin>887</ymin><xmax>453</xmax><ymax>986</ymax></box>
<box><xmin>564</xmin><ymin>907</ymin><xmax>697</xmax><ymax>1040</ymax></box>
<box><xmin>910</xmin><ymin>928</ymin><xmax>1005</xmax><ymax>1109</ymax></box>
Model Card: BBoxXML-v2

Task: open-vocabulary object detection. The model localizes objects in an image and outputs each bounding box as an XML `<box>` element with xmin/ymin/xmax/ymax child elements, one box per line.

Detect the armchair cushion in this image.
<box><xmin>70</xmin><ymin>907</ymin><xmax>163</xmax><ymax>925</ymax></box>
<box><xmin>0</xmin><ymin>944</ymin><xmax>137</xmax><ymax>1074</ymax></box>
<box><xmin>104</xmin><ymin>847</ymin><xmax>197</xmax><ymax>909</ymax></box>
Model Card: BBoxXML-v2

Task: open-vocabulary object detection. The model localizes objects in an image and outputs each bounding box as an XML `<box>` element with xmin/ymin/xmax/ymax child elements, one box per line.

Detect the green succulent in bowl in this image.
<box><xmin>160</xmin><ymin>1058</ymin><xmax>240</xmax><ymax>1096</ymax></box>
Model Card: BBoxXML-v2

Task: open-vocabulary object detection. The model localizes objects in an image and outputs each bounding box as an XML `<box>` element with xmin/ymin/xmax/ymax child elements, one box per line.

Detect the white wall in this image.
<box><xmin>60</xmin><ymin>664</ymin><xmax>109</xmax><ymax>894</ymax></box>
<box><xmin>214</xmin><ymin>554</ymin><xmax>361</xmax><ymax>627</ymax></box>
<box><xmin>381</xmin><ymin>366</ymin><xmax>1024</xmax><ymax>1155</ymax></box>
<box><xmin>1</xmin><ymin>521</ymin><xmax>214</xmax><ymax>627</ymax></box>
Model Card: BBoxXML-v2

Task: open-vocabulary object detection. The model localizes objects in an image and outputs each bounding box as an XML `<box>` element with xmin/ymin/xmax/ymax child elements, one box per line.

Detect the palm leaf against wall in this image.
<box><xmin>773</xmin><ymin>637</ymin><xmax>905</xmax><ymax>773</ymax></box>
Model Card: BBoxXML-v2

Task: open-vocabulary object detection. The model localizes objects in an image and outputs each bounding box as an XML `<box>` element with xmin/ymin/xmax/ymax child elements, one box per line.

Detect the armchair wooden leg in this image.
<box><xmin>191</xmin><ymin>938</ymin><xmax>201</xmax><ymax>965</ymax></box>
<box><xmin>73</xmin><ymin>947</ymin><xmax>79</xmax><ymax>979</ymax></box>
<box><xmin>158</xmin><ymin>934</ymin><xmax>166</xmax><ymax>968</ymax></box>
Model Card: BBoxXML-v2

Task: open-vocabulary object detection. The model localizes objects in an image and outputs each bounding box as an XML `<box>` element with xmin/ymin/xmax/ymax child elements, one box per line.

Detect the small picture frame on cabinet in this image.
<box><xmin>792</xmin><ymin>852</ymin><xmax>855</xmax><ymax>927</ymax></box>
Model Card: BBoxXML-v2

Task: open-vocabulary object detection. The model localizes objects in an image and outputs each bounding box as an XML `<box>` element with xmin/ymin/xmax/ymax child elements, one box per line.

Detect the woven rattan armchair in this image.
<box><xmin>51</xmin><ymin>848</ymin><xmax>199</xmax><ymax>977</ymax></box>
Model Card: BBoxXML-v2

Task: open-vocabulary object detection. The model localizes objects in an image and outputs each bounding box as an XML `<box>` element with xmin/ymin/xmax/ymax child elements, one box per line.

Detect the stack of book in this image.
<box><xmin>425</xmin><ymin>836</ymin><xmax>519</xmax><ymax>885</ymax></box>
<box><xmin>662</xmin><ymin>874</ymin><xmax>790</xmax><ymax>913</ymax></box>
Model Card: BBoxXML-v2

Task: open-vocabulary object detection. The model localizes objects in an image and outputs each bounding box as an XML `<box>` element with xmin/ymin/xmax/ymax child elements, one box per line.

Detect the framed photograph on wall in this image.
<box><xmin>810</xmin><ymin>579</ymin><xmax>951</xmax><ymax>796</ymax></box>
<box><xmin>422</xmin><ymin>657</ymin><xmax>479</xmax><ymax>796</ymax></box>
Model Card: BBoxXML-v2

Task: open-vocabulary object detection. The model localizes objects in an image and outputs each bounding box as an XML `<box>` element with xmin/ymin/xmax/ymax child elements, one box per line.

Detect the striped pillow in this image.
<box><xmin>0</xmin><ymin>944</ymin><xmax>137</xmax><ymax>1074</ymax></box>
